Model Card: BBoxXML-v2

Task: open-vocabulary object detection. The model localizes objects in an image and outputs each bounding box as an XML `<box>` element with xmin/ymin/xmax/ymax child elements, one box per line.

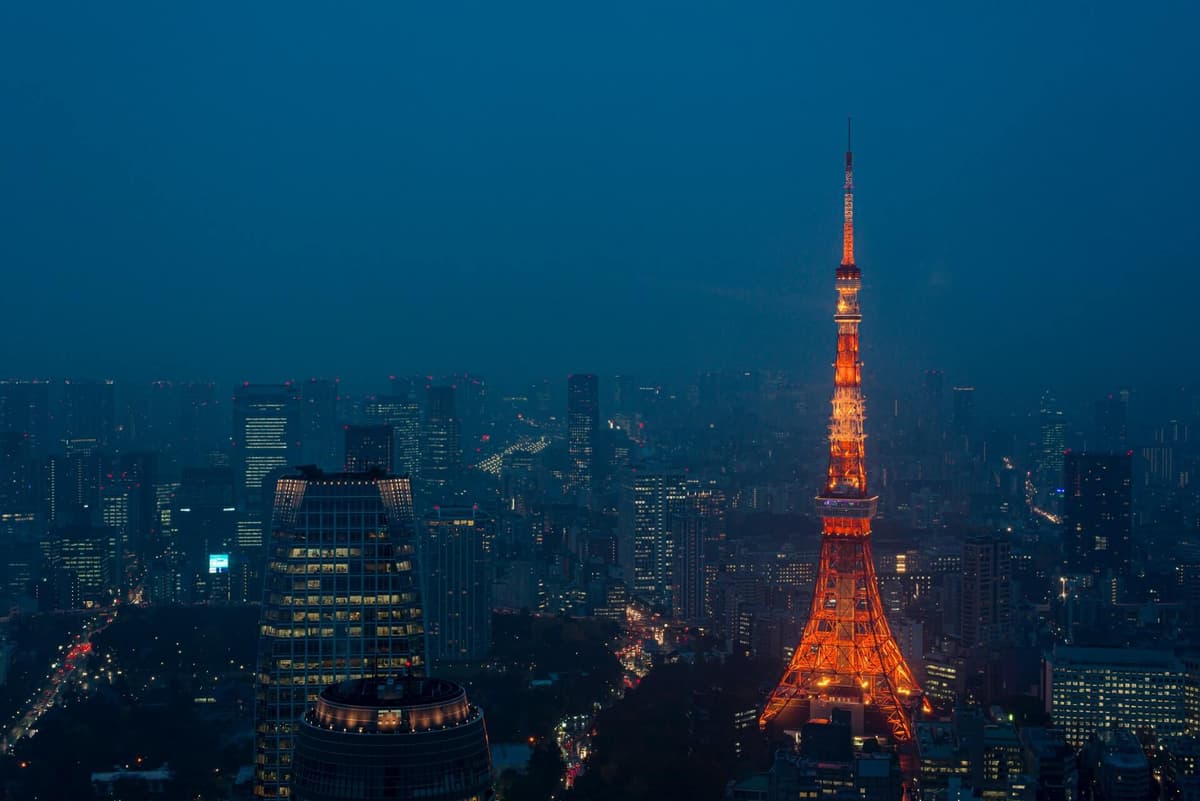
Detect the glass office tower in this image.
<box><xmin>254</xmin><ymin>468</ymin><xmax>424</xmax><ymax>798</ymax></box>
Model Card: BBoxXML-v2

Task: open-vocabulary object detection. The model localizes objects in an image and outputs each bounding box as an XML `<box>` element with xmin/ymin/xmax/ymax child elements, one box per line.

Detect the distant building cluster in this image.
<box><xmin>1</xmin><ymin>271</ymin><xmax>1199</xmax><ymax>800</ymax></box>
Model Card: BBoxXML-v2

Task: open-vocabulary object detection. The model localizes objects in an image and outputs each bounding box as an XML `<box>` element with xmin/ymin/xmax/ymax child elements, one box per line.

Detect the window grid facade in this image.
<box><xmin>1048</xmin><ymin>647</ymin><xmax>1190</xmax><ymax>749</ymax></box>
<box><xmin>254</xmin><ymin>472</ymin><xmax>424</xmax><ymax>798</ymax></box>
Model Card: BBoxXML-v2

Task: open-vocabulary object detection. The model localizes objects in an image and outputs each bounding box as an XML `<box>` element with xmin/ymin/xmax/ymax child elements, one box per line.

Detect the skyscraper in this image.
<box><xmin>671</xmin><ymin>511</ymin><xmax>706</xmax><ymax>621</ymax></box>
<box><xmin>232</xmin><ymin>384</ymin><xmax>297</xmax><ymax>550</ymax></box>
<box><xmin>47</xmin><ymin>521</ymin><xmax>119</xmax><ymax>609</ymax></box>
<box><xmin>952</xmin><ymin>386</ymin><xmax>975</xmax><ymax>440</ymax></box>
<box><xmin>1062</xmin><ymin>451</ymin><xmax>1133</xmax><ymax>582</ymax></box>
<box><xmin>343</xmin><ymin>425</ymin><xmax>393</xmax><ymax>473</ymax></box>
<box><xmin>254</xmin><ymin>468</ymin><xmax>424</xmax><ymax>798</ymax></box>
<box><xmin>1036</xmin><ymin>391</ymin><xmax>1066</xmax><ymax>500</ymax></box>
<box><xmin>421</xmin><ymin>507</ymin><xmax>494</xmax><ymax>663</ymax></box>
<box><xmin>0</xmin><ymin>433</ymin><xmax>35</xmax><ymax>515</ymax></box>
<box><xmin>290</xmin><ymin>677</ymin><xmax>493</xmax><ymax>801</ymax></box>
<box><xmin>178</xmin><ymin>381</ymin><xmax>225</xmax><ymax>466</ymax></box>
<box><xmin>1093</xmin><ymin>391</ymin><xmax>1129</xmax><ymax>453</ymax></box>
<box><xmin>566</xmin><ymin>374</ymin><xmax>599</xmax><ymax>500</ymax></box>
<box><xmin>421</xmin><ymin>386</ymin><xmax>461</xmax><ymax>490</ymax></box>
<box><xmin>46</xmin><ymin>437</ymin><xmax>105</xmax><ymax>525</ymax></box>
<box><xmin>173</xmin><ymin>467</ymin><xmax>237</xmax><ymax>601</ymax></box>
<box><xmin>299</xmin><ymin>378</ymin><xmax>340</xmax><ymax>469</ymax></box>
<box><xmin>761</xmin><ymin>129</ymin><xmax>924</xmax><ymax>742</ymax></box>
<box><xmin>618</xmin><ymin>468</ymin><xmax>689</xmax><ymax>607</ymax></box>
<box><xmin>365</xmin><ymin>395</ymin><xmax>421</xmax><ymax>478</ymax></box>
<box><xmin>0</xmin><ymin>380</ymin><xmax>50</xmax><ymax>457</ymax></box>
<box><xmin>960</xmin><ymin>533</ymin><xmax>1012</xmax><ymax>648</ymax></box>
<box><xmin>63</xmin><ymin>378</ymin><xmax>116</xmax><ymax>447</ymax></box>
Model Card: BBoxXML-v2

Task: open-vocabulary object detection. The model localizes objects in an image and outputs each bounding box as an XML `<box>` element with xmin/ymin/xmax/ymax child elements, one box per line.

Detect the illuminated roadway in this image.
<box><xmin>2</xmin><ymin>609</ymin><xmax>115</xmax><ymax>753</ymax></box>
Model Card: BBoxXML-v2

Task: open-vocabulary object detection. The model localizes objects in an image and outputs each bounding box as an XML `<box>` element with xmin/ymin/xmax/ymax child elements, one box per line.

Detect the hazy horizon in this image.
<box><xmin>3</xmin><ymin>3</ymin><xmax>1198</xmax><ymax>403</ymax></box>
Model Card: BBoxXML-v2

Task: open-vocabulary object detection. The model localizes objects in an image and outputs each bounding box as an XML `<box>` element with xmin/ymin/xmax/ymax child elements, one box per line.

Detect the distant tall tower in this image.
<box><xmin>298</xmin><ymin>378</ymin><xmax>340</xmax><ymax>469</ymax></box>
<box><xmin>952</xmin><ymin>387</ymin><xmax>975</xmax><ymax>437</ymax></box>
<box><xmin>366</xmin><ymin>395</ymin><xmax>421</xmax><ymax>477</ymax></box>
<box><xmin>0</xmin><ymin>380</ymin><xmax>50</xmax><ymax>457</ymax></box>
<box><xmin>618</xmin><ymin>468</ymin><xmax>689</xmax><ymax>607</ymax></box>
<box><xmin>421</xmin><ymin>386</ymin><xmax>461</xmax><ymax>490</ymax></box>
<box><xmin>421</xmin><ymin>506</ymin><xmax>494</xmax><ymax>663</ymax></box>
<box><xmin>254</xmin><ymin>468</ymin><xmax>424</xmax><ymax>799</ymax></box>
<box><xmin>343</xmin><ymin>424</ymin><xmax>393</xmax><ymax>473</ymax></box>
<box><xmin>566</xmin><ymin>374</ymin><xmax>599</xmax><ymax>500</ymax></box>
<box><xmin>671</xmin><ymin>510</ymin><xmax>706</xmax><ymax>622</ymax></box>
<box><xmin>1093</xmin><ymin>391</ymin><xmax>1129</xmax><ymax>453</ymax></box>
<box><xmin>1037</xmin><ymin>391</ymin><xmax>1067</xmax><ymax>499</ymax></box>
<box><xmin>1062</xmin><ymin>451</ymin><xmax>1132</xmax><ymax>583</ymax></box>
<box><xmin>46</xmin><ymin>436</ymin><xmax>105</xmax><ymax>524</ymax></box>
<box><xmin>0</xmin><ymin>432</ymin><xmax>35</xmax><ymax>514</ymax></box>
<box><xmin>63</xmin><ymin>379</ymin><xmax>116</xmax><ymax>447</ymax></box>
<box><xmin>232</xmin><ymin>384</ymin><xmax>297</xmax><ymax>550</ymax></box>
<box><xmin>761</xmin><ymin>126</ymin><xmax>924</xmax><ymax>742</ymax></box>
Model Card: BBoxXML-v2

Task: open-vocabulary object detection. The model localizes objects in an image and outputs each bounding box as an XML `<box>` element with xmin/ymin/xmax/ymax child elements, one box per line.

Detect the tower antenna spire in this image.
<box><xmin>842</xmin><ymin>117</ymin><xmax>854</xmax><ymax>266</ymax></box>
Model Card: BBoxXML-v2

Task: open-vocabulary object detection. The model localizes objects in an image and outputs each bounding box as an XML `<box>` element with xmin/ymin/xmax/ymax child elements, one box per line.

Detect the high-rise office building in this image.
<box><xmin>62</xmin><ymin>378</ymin><xmax>116</xmax><ymax>447</ymax></box>
<box><xmin>1036</xmin><ymin>392</ymin><xmax>1066</xmax><ymax>496</ymax></box>
<box><xmin>365</xmin><ymin>396</ymin><xmax>421</xmax><ymax>478</ymax></box>
<box><xmin>960</xmin><ymin>533</ymin><xmax>1011</xmax><ymax>648</ymax></box>
<box><xmin>111</xmin><ymin>451</ymin><xmax>158</xmax><ymax>552</ymax></box>
<box><xmin>173</xmin><ymin>467</ymin><xmax>237</xmax><ymax>601</ymax></box>
<box><xmin>671</xmin><ymin>511</ymin><xmax>706</xmax><ymax>621</ymax></box>
<box><xmin>922</xmin><ymin>370</ymin><xmax>944</xmax><ymax>409</ymax></box>
<box><xmin>177</xmin><ymin>381</ymin><xmax>225</xmax><ymax>466</ymax></box>
<box><xmin>233</xmin><ymin>384</ymin><xmax>297</xmax><ymax>550</ymax></box>
<box><xmin>0</xmin><ymin>433</ymin><xmax>35</xmax><ymax>514</ymax></box>
<box><xmin>290</xmin><ymin>677</ymin><xmax>493</xmax><ymax>801</ymax></box>
<box><xmin>421</xmin><ymin>386</ymin><xmax>461</xmax><ymax>490</ymax></box>
<box><xmin>618</xmin><ymin>468</ymin><xmax>689</xmax><ymax>606</ymax></box>
<box><xmin>47</xmin><ymin>522</ymin><xmax>119</xmax><ymax>609</ymax></box>
<box><xmin>299</xmin><ymin>378</ymin><xmax>340</xmax><ymax>469</ymax></box>
<box><xmin>0</xmin><ymin>380</ymin><xmax>50</xmax><ymax>457</ymax></box>
<box><xmin>566</xmin><ymin>374</ymin><xmax>599</xmax><ymax>499</ymax></box>
<box><xmin>952</xmin><ymin>387</ymin><xmax>975</xmax><ymax>436</ymax></box>
<box><xmin>254</xmin><ymin>468</ymin><xmax>424</xmax><ymax>798</ymax></box>
<box><xmin>45</xmin><ymin>437</ymin><xmax>106</xmax><ymax>525</ymax></box>
<box><xmin>1045</xmin><ymin>646</ymin><xmax>1188</xmax><ymax>748</ymax></box>
<box><xmin>421</xmin><ymin>507</ymin><xmax>493</xmax><ymax>663</ymax></box>
<box><xmin>1093</xmin><ymin>391</ymin><xmax>1129</xmax><ymax>453</ymax></box>
<box><xmin>1062</xmin><ymin>451</ymin><xmax>1132</xmax><ymax>582</ymax></box>
<box><xmin>344</xmin><ymin>425</ymin><xmax>393</xmax><ymax>473</ymax></box>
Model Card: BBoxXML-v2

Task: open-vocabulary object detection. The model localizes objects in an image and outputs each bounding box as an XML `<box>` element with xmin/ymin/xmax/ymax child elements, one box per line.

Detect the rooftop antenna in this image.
<box><xmin>842</xmin><ymin>116</ymin><xmax>854</xmax><ymax>266</ymax></box>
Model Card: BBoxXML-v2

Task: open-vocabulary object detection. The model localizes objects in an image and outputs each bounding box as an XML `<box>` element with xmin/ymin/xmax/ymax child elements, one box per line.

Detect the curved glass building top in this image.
<box><xmin>292</xmin><ymin>677</ymin><xmax>493</xmax><ymax>801</ymax></box>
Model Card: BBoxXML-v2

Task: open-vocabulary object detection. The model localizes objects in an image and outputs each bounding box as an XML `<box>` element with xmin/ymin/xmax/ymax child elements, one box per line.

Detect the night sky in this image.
<box><xmin>2</xmin><ymin>2</ymin><xmax>1197</xmax><ymax>404</ymax></box>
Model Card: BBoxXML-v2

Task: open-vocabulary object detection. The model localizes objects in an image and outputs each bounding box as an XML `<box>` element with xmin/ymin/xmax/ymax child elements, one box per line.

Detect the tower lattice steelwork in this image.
<box><xmin>760</xmin><ymin>125</ymin><xmax>925</xmax><ymax>742</ymax></box>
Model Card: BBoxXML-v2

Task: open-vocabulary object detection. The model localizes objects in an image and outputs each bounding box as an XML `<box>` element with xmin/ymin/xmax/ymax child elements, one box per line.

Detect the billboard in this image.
<box><xmin>208</xmin><ymin>553</ymin><xmax>230</xmax><ymax>574</ymax></box>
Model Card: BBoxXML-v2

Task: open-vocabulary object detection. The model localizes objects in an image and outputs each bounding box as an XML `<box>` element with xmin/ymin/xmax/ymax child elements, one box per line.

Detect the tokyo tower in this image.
<box><xmin>760</xmin><ymin>123</ymin><xmax>925</xmax><ymax>742</ymax></box>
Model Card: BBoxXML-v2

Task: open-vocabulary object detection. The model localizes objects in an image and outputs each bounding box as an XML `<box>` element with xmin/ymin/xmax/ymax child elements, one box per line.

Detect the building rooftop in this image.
<box><xmin>1095</xmin><ymin>728</ymin><xmax>1149</xmax><ymax>772</ymax></box>
<box><xmin>1051</xmin><ymin>645</ymin><xmax>1180</xmax><ymax>668</ymax></box>
<box><xmin>323</xmin><ymin>676</ymin><xmax>463</xmax><ymax>708</ymax></box>
<box><xmin>307</xmin><ymin>677</ymin><xmax>478</xmax><ymax>735</ymax></box>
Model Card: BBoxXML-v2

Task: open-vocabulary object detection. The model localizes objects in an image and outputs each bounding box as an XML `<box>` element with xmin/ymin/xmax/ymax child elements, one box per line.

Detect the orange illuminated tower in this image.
<box><xmin>760</xmin><ymin>123</ymin><xmax>925</xmax><ymax>742</ymax></box>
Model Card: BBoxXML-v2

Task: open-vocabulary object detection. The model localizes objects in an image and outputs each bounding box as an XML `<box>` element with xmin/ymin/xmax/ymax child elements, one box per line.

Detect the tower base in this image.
<box><xmin>761</xmin><ymin>686</ymin><xmax>910</xmax><ymax>744</ymax></box>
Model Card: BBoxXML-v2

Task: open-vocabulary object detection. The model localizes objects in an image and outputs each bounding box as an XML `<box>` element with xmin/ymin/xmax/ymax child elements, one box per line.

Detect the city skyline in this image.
<box><xmin>1</xmin><ymin>5</ymin><xmax>1199</xmax><ymax>800</ymax></box>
